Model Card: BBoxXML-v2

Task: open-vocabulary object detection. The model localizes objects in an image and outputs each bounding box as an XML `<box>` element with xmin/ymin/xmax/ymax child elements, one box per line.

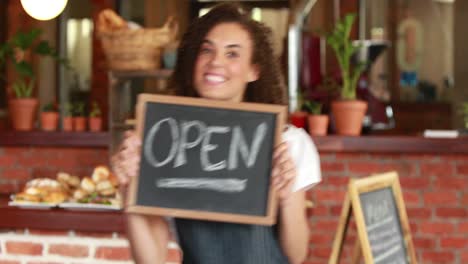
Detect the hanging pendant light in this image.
<box><xmin>21</xmin><ymin>0</ymin><xmax>68</xmax><ymax>21</ymax></box>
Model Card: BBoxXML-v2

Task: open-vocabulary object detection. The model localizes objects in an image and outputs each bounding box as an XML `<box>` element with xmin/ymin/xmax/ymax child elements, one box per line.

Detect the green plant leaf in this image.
<box><xmin>34</xmin><ymin>41</ymin><xmax>56</xmax><ymax>56</ymax></box>
<box><xmin>89</xmin><ymin>101</ymin><xmax>102</xmax><ymax>117</ymax></box>
<box><xmin>42</xmin><ymin>101</ymin><xmax>57</xmax><ymax>112</ymax></box>
<box><xmin>303</xmin><ymin>100</ymin><xmax>322</xmax><ymax>115</ymax></box>
<box><xmin>11</xmin><ymin>28</ymin><xmax>42</xmax><ymax>50</ymax></box>
<box><xmin>326</xmin><ymin>12</ymin><xmax>365</xmax><ymax>100</ymax></box>
<box><xmin>14</xmin><ymin>61</ymin><xmax>34</xmax><ymax>77</ymax></box>
<box><xmin>62</xmin><ymin>102</ymin><xmax>73</xmax><ymax>117</ymax></box>
<box><xmin>73</xmin><ymin>102</ymin><xmax>86</xmax><ymax>116</ymax></box>
<box><xmin>0</xmin><ymin>28</ymin><xmax>73</xmax><ymax>87</ymax></box>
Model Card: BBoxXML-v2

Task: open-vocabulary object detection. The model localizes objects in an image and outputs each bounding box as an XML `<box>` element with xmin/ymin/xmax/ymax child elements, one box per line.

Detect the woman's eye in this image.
<box><xmin>199</xmin><ymin>47</ymin><xmax>212</xmax><ymax>54</ymax></box>
<box><xmin>226</xmin><ymin>51</ymin><xmax>239</xmax><ymax>58</ymax></box>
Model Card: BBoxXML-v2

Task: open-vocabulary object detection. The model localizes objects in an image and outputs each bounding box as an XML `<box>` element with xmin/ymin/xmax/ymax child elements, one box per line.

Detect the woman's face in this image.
<box><xmin>193</xmin><ymin>22</ymin><xmax>259</xmax><ymax>102</ymax></box>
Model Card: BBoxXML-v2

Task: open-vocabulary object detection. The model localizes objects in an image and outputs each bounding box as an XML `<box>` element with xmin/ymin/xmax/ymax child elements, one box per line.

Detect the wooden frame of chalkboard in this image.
<box><xmin>126</xmin><ymin>94</ymin><xmax>287</xmax><ymax>225</ymax></box>
<box><xmin>329</xmin><ymin>171</ymin><xmax>417</xmax><ymax>264</ymax></box>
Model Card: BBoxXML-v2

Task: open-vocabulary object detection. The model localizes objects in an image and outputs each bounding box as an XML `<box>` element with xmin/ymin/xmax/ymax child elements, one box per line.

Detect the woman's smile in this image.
<box><xmin>203</xmin><ymin>73</ymin><xmax>227</xmax><ymax>85</ymax></box>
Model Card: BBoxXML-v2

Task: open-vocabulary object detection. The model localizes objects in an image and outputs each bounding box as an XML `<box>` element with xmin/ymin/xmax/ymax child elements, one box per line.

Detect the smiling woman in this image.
<box><xmin>193</xmin><ymin>22</ymin><xmax>260</xmax><ymax>102</ymax></box>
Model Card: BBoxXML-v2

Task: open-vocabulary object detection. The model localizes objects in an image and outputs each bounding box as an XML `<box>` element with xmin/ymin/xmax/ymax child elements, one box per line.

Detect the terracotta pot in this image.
<box><xmin>40</xmin><ymin>112</ymin><xmax>59</xmax><ymax>131</ymax></box>
<box><xmin>307</xmin><ymin>114</ymin><xmax>329</xmax><ymax>136</ymax></box>
<box><xmin>62</xmin><ymin>117</ymin><xmax>73</xmax><ymax>131</ymax></box>
<box><xmin>88</xmin><ymin>117</ymin><xmax>102</xmax><ymax>132</ymax></box>
<box><xmin>331</xmin><ymin>100</ymin><xmax>368</xmax><ymax>136</ymax></box>
<box><xmin>8</xmin><ymin>98</ymin><xmax>38</xmax><ymax>131</ymax></box>
<box><xmin>73</xmin><ymin>117</ymin><xmax>87</xmax><ymax>132</ymax></box>
<box><xmin>290</xmin><ymin>111</ymin><xmax>308</xmax><ymax>129</ymax></box>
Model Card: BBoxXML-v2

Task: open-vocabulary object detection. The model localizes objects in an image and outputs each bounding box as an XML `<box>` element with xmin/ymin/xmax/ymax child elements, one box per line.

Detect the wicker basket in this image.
<box><xmin>98</xmin><ymin>11</ymin><xmax>178</xmax><ymax>71</ymax></box>
<box><xmin>100</xmin><ymin>28</ymin><xmax>174</xmax><ymax>71</ymax></box>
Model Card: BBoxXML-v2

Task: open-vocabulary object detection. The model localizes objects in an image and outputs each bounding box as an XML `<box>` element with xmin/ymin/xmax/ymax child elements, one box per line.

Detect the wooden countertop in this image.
<box><xmin>312</xmin><ymin>135</ymin><xmax>468</xmax><ymax>154</ymax></box>
<box><xmin>0</xmin><ymin>196</ymin><xmax>126</xmax><ymax>233</ymax></box>
<box><xmin>1</xmin><ymin>131</ymin><xmax>467</xmax><ymax>153</ymax></box>
<box><xmin>0</xmin><ymin>131</ymin><xmax>109</xmax><ymax>147</ymax></box>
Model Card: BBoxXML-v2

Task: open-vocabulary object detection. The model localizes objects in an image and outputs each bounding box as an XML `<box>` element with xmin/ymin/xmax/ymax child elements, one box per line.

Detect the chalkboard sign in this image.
<box><xmin>329</xmin><ymin>172</ymin><xmax>417</xmax><ymax>264</ymax></box>
<box><xmin>359</xmin><ymin>188</ymin><xmax>408</xmax><ymax>264</ymax></box>
<box><xmin>126</xmin><ymin>94</ymin><xmax>287</xmax><ymax>225</ymax></box>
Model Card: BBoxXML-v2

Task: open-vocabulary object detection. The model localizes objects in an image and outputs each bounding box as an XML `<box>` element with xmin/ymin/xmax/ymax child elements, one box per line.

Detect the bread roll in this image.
<box><xmin>92</xmin><ymin>165</ymin><xmax>110</xmax><ymax>183</ymax></box>
<box><xmin>80</xmin><ymin>177</ymin><xmax>96</xmax><ymax>193</ymax></box>
<box><xmin>96</xmin><ymin>180</ymin><xmax>116</xmax><ymax>196</ymax></box>
<box><xmin>67</xmin><ymin>175</ymin><xmax>80</xmax><ymax>188</ymax></box>
<box><xmin>108</xmin><ymin>173</ymin><xmax>119</xmax><ymax>187</ymax></box>
<box><xmin>26</xmin><ymin>178</ymin><xmax>62</xmax><ymax>191</ymax></box>
<box><xmin>73</xmin><ymin>189</ymin><xmax>88</xmax><ymax>200</ymax></box>
<box><xmin>43</xmin><ymin>191</ymin><xmax>67</xmax><ymax>204</ymax></box>
<box><xmin>24</xmin><ymin>186</ymin><xmax>43</xmax><ymax>196</ymax></box>
<box><xmin>57</xmin><ymin>172</ymin><xmax>81</xmax><ymax>189</ymax></box>
<box><xmin>14</xmin><ymin>192</ymin><xmax>41</xmax><ymax>203</ymax></box>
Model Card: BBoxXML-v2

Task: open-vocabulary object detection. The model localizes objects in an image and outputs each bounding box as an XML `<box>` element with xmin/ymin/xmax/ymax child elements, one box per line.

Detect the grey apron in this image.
<box><xmin>175</xmin><ymin>219</ymin><xmax>290</xmax><ymax>264</ymax></box>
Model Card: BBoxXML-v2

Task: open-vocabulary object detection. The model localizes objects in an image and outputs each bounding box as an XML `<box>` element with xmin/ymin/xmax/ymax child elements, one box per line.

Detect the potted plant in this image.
<box><xmin>73</xmin><ymin>101</ymin><xmax>87</xmax><ymax>132</ymax></box>
<box><xmin>8</xmin><ymin>79</ymin><xmax>38</xmax><ymax>130</ymax></box>
<box><xmin>0</xmin><ymin>28</ymin><xmax>68</xmax><ymax>131</ymax></box>
<box><xmin>326</xmin><ymin>14</ymin><xmax>367</xmax><ymax>135</ymax></box>
<box><xmin>289</xmin><ymin>90</ymin><xmax>308</xmax><ymax>129</ymax></box>
<box><xmin>62</xmin><ymin>102</ymin><xmax>73</xmax><ymax>131</ymax></box>
<box><xmin>40</xmin><ymin>101</ymin><xmax>59</xmax><ymax>131</ymax></box>
<box><xmin>88</xmin><ymin>101</ymin><xmax>103</xmax><ymax>132</ymax></box>
<box><xmin>459</xmin><ymin>102</ymin><xmax>468</xmax><ymax>129</ymax></box>
<box><xmin>303</xmin><ymin>100</ymin><xmax>329</xmax><ymax>136</ymax></box>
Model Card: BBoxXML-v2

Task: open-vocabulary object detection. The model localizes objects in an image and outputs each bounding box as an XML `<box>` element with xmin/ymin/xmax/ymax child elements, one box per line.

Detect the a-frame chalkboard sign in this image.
<box><xmin>329</xmin><ymin>171</ymin><xmax>417</xmax><ymax>264</ymax></box>
<box><xmin>127</xmin><ymin>94</ymin><xmax>287</xmax><ymax>225</ymax></box>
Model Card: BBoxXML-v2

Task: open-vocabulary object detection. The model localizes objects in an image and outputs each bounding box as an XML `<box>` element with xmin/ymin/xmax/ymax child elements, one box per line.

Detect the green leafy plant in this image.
<box><xmin>42</xmin><ymin>101</ymin><xmax>58</xmax><ymax>112</ymax></box>
<box><xmin>302</xmin><ymin>100</ymin><xmax>323</xmax><ymax>115</ymax></box>
<box><xmin>12</xmin><ymin>78</ymin><xmax>35</xmax><ymax>98</ymax></box>
<box><xmin>62</xmin><ymin>102</ymin><xmax>73</xmax><ymax>117</ymax></box>
<box><xmin>459</xmin><ymin>102</ymin><xmax>468</xmax><ymax>128</ymax></box>
<box><xmin>89</xmin><ymin>101</ymin><xmax>102</xmax><ymax>117</ymax></box>
<box><xmin>73</xmin><ymin>102</ymin><xmax>86</xmax><ymax>117</ymax></box>
<box><xmin>0</xmin><ymin>28</ymin><xmax>69</xmax><ymax>98</ymax></box>
<box><xmin>326</xmin><ymin>13</ymin><xmax>366</xmax><ymax>100</ymax></box>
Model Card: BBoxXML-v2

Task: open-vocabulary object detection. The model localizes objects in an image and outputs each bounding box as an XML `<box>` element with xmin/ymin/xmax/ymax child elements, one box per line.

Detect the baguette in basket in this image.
<box><xmin>97</xmin><ymin>9</ymin><xmax>178</xmax><ymax>71</ymax></box>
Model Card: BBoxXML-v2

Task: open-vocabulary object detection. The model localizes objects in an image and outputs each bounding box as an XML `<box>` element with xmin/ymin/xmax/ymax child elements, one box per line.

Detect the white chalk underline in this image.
<box><xmin>156</xmin><ymin>178</ymin><xmax>248</xmax><ymax>193</ymax></box>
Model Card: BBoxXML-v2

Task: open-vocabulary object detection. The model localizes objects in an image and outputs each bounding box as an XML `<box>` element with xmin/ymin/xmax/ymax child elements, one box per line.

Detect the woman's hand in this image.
<box><xmin>111</xmin><ymin>130</ymin><xmax>142</xmax><ymax>186</ymax></box>
<box><xmin>271</xmin><ymin>141</ymin><xmax>297</xmax><ymax>206</ymax></box>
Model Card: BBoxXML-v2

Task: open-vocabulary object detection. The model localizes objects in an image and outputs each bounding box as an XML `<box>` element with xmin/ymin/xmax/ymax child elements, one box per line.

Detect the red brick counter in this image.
<box><xmin>306</xmin><ymin>136</ymin><xmax>468</xmax><ymax>264</ymax></box>
<box><xmin>0</xmin><ymin>133</ymin><xmax>467</xmax><ymax>263</ymax></box>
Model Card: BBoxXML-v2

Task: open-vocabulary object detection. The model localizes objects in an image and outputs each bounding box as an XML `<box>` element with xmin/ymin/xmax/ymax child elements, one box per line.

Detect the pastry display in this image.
<box><xmin>69</xmin><ymin>166</ymin><xmax>121</xmax><ymax>206</ymax></box>
<box><xmin>13</xmin><ymin>178</ymin><xmax>67</xmax><ymax>204</ymax></box>
<box><xmin>10</xmin><ymin>165</ymin><xmax>121</xmax><ymax>209</ymax></box>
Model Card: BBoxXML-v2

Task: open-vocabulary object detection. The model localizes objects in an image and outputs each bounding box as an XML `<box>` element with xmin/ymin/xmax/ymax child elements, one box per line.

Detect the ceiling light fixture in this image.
<box><xmin>21</xmin><ymin>0</ymin><xmax>68</xmax><ymax>21</ymax></box>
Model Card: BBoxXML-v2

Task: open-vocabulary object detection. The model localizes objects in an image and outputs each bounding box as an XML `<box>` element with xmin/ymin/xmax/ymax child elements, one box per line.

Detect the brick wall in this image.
<box><xmin>1</xmin><ymin>147</ymin><xmax>467</xmax><ymax>263</ymax></box>
<box><xmin>0</xmin><ymin>147</ymin><xmax>109</xmax><ymax>194</ymax></box>
<box><xmin>0</xmin><ymin>229</ymin><xmax>181</xmax><ymax>264</ymax></box>
<box><xmin>306</xmin><ymin>152</ymin><xmax>468</xmax><ymax>264</ymax></box>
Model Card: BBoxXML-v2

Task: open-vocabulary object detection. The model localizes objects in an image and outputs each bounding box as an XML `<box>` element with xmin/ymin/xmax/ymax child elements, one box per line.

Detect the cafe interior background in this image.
<box><xmin>0</xmin><ymin>0</ymin><xmax>467</xmax><ymax>264</ymax></box>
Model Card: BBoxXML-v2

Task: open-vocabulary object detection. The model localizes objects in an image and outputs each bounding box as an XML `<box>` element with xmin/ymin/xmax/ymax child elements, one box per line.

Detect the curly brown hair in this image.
<box><xmin>168</xmin><ymin>2</ymin><xmax>287</xmax><ymax>105</ymax></box>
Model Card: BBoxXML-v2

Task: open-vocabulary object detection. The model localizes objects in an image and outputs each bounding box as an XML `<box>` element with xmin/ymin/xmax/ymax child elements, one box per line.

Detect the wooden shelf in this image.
<box><xmin>109</xmin><ymin>69</ymin><xmax>173</xmax><ymax>79</ymax></box>
<box><xmin>0</xmin><ymin>197</ymin><xmax>125</xmax><ymax>233</ymax></box>
<box><xmin>312</xmin><ymin>135</ymin><xmax>468</xmax><ymax>154</ymax></box>
<box><xmin>1</xmin><ymin>131</ymin><xmax>467</xmax><ymax>153</ymax></box>
<box><xmin>0</xmin><ymin>131</ymin><xmax>110</xmax><ymax>147</ymax></box>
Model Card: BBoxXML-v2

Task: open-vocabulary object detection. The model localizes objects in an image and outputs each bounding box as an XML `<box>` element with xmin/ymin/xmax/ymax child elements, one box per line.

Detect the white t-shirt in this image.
<box><xmin>282</xmin><ymin>125</ymin><xmax>322</xmax><ymax>192</ymax></box>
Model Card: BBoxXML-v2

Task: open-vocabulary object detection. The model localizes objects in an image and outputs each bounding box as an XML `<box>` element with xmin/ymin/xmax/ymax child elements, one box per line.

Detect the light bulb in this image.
<box><xmin>21</xmin><ymin>0</ymin><xmax>68</xmax><ymax>21</ymax></box>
